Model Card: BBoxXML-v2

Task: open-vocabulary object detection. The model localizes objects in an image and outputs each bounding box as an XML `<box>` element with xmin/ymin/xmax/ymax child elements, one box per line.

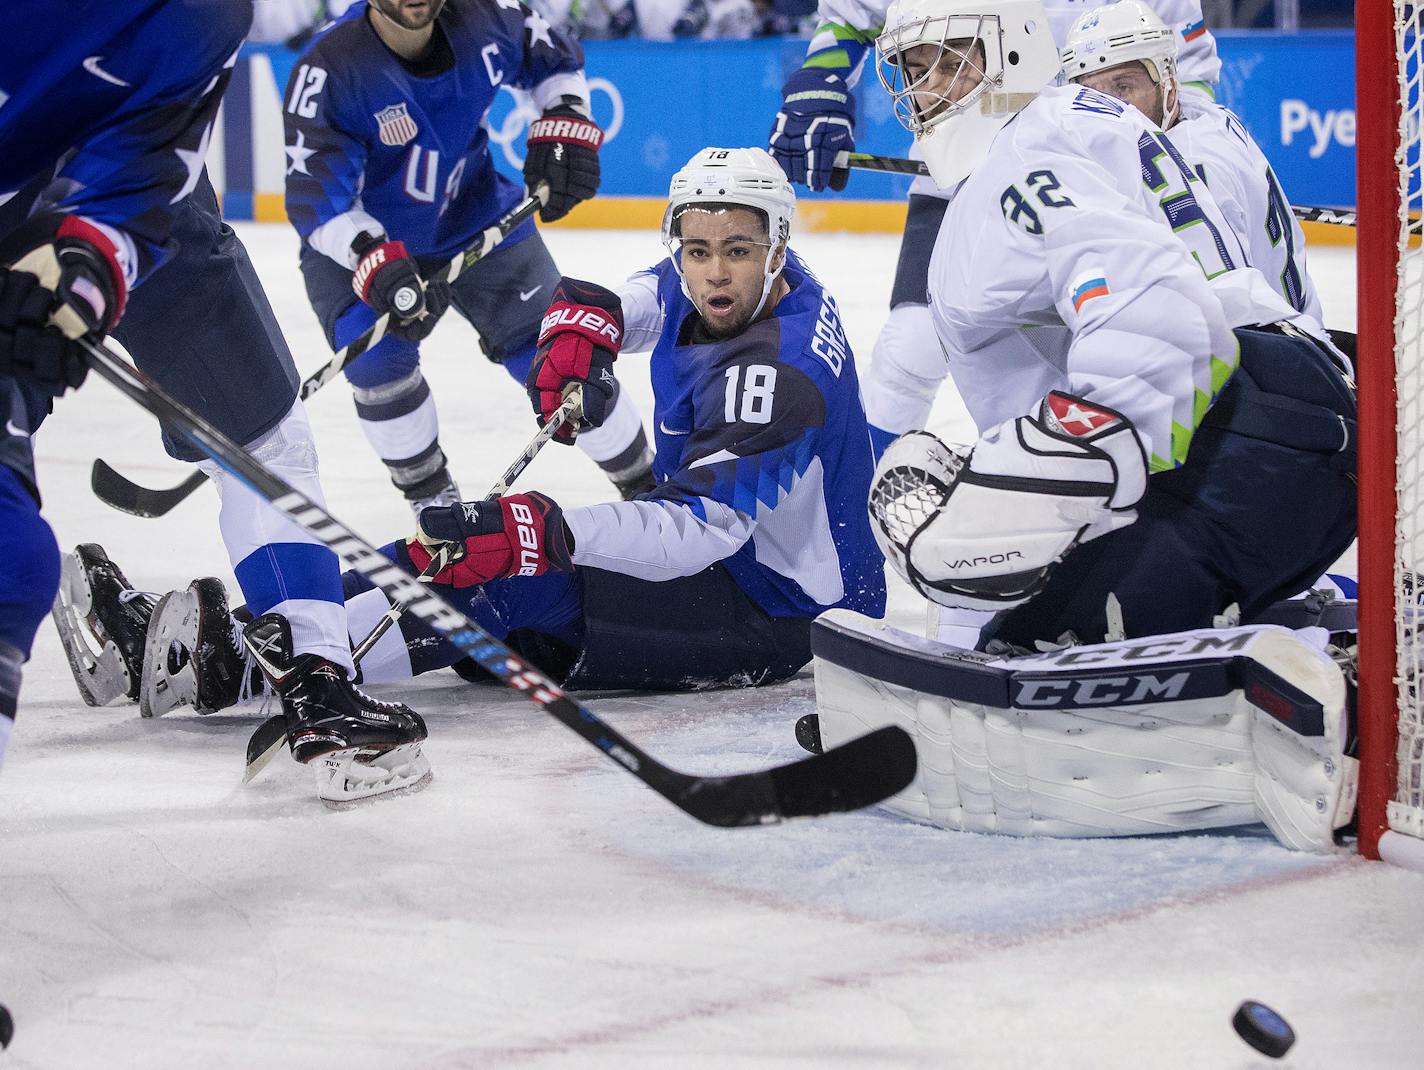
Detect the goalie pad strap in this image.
<box><xmin>810</xmin><ymin>614</ymin><xmax>1327</xmax><ymax>737</ymax></box>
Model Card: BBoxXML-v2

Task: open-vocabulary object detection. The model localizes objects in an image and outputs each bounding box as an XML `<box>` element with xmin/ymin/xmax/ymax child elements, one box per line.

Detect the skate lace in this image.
<box><xmin>119</xmin><ymin>589</ymin><xmax>159</xmax><ymax>608</ymax></box>
<box><xmin>228</xmin><ymin>615</ymin><xmax>268</xmax><ymax>706</ymax></box>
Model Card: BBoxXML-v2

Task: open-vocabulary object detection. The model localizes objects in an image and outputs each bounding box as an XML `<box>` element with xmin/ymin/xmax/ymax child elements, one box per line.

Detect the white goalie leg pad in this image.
<box><xmin>313</xmin><ymin>741</ymin><xmax>432</xmax><ymax>808</ymax></box>
<box><xmin>811</xmin><ymin>611</ymin><xmax>1353</xmax><ymax>851</ymax></box>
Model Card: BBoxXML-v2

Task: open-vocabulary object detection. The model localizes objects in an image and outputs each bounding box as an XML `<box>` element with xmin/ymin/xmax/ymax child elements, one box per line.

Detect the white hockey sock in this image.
<box><xmin>352</xmin><ymin>368</ymin><xmax>451</xmax><ymax>496</ymax></box>
<box><xmin>197</xmin><ymin>401</ymin><xmax>353</xmax><ymax>673</ymax></box>
<box><xmin>575</xmin><ymin>382</ymin><xmax>652</xmax><ymax>479</ymax></box>
<box><xmin>345</xmin><ymin>587</ymin><xmax>414</xmax><ymax>684</ymax></box>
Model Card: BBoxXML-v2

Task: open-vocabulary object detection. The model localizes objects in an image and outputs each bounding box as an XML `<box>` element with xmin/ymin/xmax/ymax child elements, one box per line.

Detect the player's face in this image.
<box><xmin>371</xmin><ymin>0</ymin><xmax>446</xmax><ymax>30</ymax></box>
<box><xmin>899</xmin><ymin>39</ymin><xmax>987</xmax><ymax>124</ymax></box>
<box><xmin>676</xmin><ymin>208</ymin><xmax>780</xmax><ymax>339</ymax></box>
<box><xmin>1077</xmin><ymin>61</ymin><xmax>1168</xmax><ymax>127</ymax></box>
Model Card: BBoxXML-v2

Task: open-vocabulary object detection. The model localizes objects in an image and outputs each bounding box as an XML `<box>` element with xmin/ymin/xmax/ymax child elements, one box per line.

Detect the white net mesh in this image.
<box><xmin>1392</xmin><ymin>2</ymin><xmax>1424</xmax><ymax>838</ymax></box>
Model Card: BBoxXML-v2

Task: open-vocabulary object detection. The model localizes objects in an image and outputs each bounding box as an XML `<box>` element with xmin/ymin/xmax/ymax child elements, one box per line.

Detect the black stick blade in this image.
<box><xmin>676</xmin><ymin>725</ymin><xmax>916</xmax><ymax>828</ymax></box>
<box><xmin>243</xmin><ymin>713</ymin><xmax>288</xmax><ymax>783</ymax></box>
<box><xmin>771</xmin><ymin>725</ymin><xmax>916</xmax><ymax>819</ymax></box>
<box><xmin>91</xmin><ymin>459</ymin><xmax>207</xmax><ymax>518</ymax></box>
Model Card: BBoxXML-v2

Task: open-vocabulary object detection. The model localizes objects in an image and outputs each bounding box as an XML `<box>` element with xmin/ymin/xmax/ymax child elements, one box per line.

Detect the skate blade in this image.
<box><xmin>50</xmin><ymin>552</ymin><xmax>130</xmax><ymax>707</ymax></box>
<box><xmin>138</xmin><ymin>589</ymin><xmax>200</xmax><ymax>718</ymax></box>
<box><xmin>242</xmin><ymin>713</ymin><xmax>289</xmax><ymax>783</ymax></box>
<box><xmin>315</xmin><ymin>742</ymin><xmax>433</xmax><ymax>808</ymax></box>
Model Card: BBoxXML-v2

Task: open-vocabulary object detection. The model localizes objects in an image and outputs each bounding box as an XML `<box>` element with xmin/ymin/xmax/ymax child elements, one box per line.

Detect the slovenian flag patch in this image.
<box><xmin>1070</xmin><ymin>275</ymin><xmax>1110</xmax><ymax>312</ymax></box>
<box><xmin>1182</xmin><ymin>19</ymin><xmax>1206</xmax><ymax>41</ymax></box>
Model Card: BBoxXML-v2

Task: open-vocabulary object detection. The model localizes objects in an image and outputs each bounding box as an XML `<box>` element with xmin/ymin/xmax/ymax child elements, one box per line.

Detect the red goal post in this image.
<box><xmin>1356</xmin><ymin>1</ymin><xmax>1424</xmax><ymax>865</ymax></box>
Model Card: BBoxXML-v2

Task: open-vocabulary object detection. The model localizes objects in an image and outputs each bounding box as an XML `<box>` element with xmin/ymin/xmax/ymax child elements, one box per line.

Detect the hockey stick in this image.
<box><xmin>240</xmin><ymin>542</ymin><xmax>458</xmax><ymax>783</ymax></box>
<box><xmin>80</xmin><ymin>337</ymin><xmax>916</xmax><ymax>825</ymax></box>
<box><xmin>89</xmin><ymin>185</ymin><xmax>551</xmax><ymax>519</ymax></box>
<box><xmin>836</xmin><ymin>152</ymin><xmax>1356</xmax><ymax>227</ymax></box>
<box><xmin>348</xmin><ymin>391</ymin><xmax>581</xmax><ymax>667</ymax></box>
<box><xmin>244</xmin><ymin>391</ymin><xmax>584</xmax><ymax>778</ymax></box>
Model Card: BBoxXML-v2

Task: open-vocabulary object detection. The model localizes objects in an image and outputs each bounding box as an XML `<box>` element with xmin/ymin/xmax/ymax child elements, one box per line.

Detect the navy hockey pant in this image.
<box><xmin>343</xmin><ymin>543</ymin><xmax>814</xmax><ymax>691</ymax></box>
<box><xmin>986</xmin><ymin>326</ymin><xmax>1357</xmax><ymax>649</ymax></box>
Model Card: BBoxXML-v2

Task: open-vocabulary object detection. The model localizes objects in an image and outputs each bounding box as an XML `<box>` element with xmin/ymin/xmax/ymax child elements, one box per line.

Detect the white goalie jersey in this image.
<box><xmin>927</xmin><ymin>84</ymin><xmax>1319</xmax><ymax>472</ymax></box>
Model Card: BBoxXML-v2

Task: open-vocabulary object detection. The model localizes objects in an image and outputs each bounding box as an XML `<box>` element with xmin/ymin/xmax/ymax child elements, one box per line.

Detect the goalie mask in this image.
<box><xmin>1060</xmin><ymin>1</ymin><xmax>1180</xmax><ymax>127</ymax></box>
<box><xmin>662</xmin><ymin>147</ymin><xmax>796</xmax><ymax>322</ymax></box>
<box><xmin>876</xmin><ymin>0</ymin><xmax>1061</xmax><ymax>188</ymax></box>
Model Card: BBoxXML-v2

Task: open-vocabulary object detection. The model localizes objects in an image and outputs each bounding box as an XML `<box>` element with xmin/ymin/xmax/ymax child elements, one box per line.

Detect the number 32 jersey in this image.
<box><xmin>561</xmin><ymin>250</ymin><xmax>887</xmax><ymax>621</ymax></box>
<box><xmin>927</xmin><ymin>84</ymin><xmax>1319</xmax><ymax>475</ymax></box>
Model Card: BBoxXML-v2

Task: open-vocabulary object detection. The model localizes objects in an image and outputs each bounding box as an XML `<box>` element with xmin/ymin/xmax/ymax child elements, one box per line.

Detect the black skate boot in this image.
<box><xmin>242</xmin><ymin>613</ymin><xmax>431</xmax><ymax>804</ymax></box>
<box><xmin>50</xmin><ymin>544</ymin><xmax>157</xmax><ymax>705</ymax></box>
<box><xmin>605</xmin><ymin>446</ymin><xmax>656</xmax><ymax>500</ymax></box>
<box><xmin>140</xmin><ymin>577</ymin><xmax>263</xmax><ymax>717</ymax></box>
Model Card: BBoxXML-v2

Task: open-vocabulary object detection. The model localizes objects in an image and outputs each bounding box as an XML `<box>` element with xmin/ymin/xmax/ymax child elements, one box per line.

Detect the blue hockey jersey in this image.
<box><xmin>0</xmin><ymin>0</ymin><xmax>251</xmax><ymax>285</ymax></box>
<box><xmin>563</xmin><ymin>250</ymin><xmax>887</xmax><ymax>620</ymax></box>
<box><xmin>284</xmin><ymin>0</ymin><xmax>587</xmax><ymax>266</ymax></box>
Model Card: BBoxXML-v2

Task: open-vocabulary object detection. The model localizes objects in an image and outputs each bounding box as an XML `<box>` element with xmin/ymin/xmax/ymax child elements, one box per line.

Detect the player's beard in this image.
<box><xmin>371</xmin><ymin>0</ymin><xmax>446</xmax><ymax>30</ymax></box>
<box><xmin>693</xmin><ymin>289</ymin><xmax>758</xmax><ymax>339</ymax></box>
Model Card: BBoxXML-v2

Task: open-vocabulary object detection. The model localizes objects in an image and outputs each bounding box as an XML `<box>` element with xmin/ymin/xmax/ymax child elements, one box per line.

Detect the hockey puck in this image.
<box><xmin>1232</xmin><ymin>1000</ymin><xmax>1295</xmax><ymax>1059</ymax></box>
<box><xmin>794</xmin><ymin>713</ymin><xmax>823</xmax><ymax>754</ymax></box>
<box><xmin>0</xmin><ymin>1002</ymin><xmax>13</xmax><ymax>1049</ymax></box>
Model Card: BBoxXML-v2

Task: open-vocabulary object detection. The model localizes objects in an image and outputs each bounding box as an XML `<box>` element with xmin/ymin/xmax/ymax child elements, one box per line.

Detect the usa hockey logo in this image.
<box><xmin>375</xmin><ymin>103</ymin><xmax>419</xmax><ymax>147</ymax></box>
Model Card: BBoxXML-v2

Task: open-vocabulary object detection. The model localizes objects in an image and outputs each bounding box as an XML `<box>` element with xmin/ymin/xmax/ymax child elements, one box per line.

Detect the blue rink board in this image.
<box><xmin>233</xmin><ymin>30</ymin><xmax>1357</xmax><ymax>216</ymax></box>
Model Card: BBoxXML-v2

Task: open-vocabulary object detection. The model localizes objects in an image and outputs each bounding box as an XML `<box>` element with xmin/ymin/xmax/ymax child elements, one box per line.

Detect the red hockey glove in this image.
<box><xmin>0</xmin><ymin>213</ymin><xmax>127</xmax><ymax>397</ymax></box>
<box><xmin>407</xmin><ymin>492</ymin><xmax>573</xmax><ymax>587</ymax></box>
<box><xmin>350</xmin><ymin>234</ymin><xmax>449</xmax><ymax>342</ymax></box>
<box><xmin>528</xmin><ymin>277</ymin><xmax>623</xmax><ymax>443</ymax></box>
<box><xmin>524</xmin><ymin>103</ymin><xmax>603</xmax><ymax>222</ymax></box>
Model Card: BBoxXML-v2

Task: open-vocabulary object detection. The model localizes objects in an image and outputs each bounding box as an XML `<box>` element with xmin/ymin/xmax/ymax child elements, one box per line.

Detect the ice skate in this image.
<box><xmin>140</xmin><ymin>577</ymin><xmax>262</xmax><ymax>717</ymax></box>
<box><xmin>242</xmin><ymin>612</ymin><xmax>431</xmax><ymax>805</ymax></box>
<box><xmin>405</xmin><ymin>468</ymin><xmax>462</xmax><ymax>521</ymax></box>
<box><xmin>607</xmin><ymin>449</ymin><xmax>656</xmax><ymax>500</ymax></box>
<box><xmin>50</xmin><ymin>544</ymin><xmax>156</xmax><ymax>706</ymax></box>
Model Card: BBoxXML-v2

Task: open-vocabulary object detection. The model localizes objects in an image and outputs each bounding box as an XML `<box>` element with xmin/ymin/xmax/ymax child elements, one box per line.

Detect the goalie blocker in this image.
<box><xmin>810</xmin><ymin>610</ymin><xmax>1357</xmax><ymax>852</ymax></box>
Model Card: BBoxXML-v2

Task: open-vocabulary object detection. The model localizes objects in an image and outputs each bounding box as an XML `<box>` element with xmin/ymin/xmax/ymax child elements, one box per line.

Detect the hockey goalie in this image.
<box><xmin>808</xmin><ymin>0</ymin><xmax>1359</xmax><ymax>852</ymax></box>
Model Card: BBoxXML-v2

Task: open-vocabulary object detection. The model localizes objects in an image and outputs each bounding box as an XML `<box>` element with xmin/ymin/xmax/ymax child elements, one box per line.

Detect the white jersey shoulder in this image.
<box><xmin>1171</xmin><ymin>96</ymin><xmax>1324</xmax><ymax>325</ymax></box>
<box><xmin>928</xmin><ymin>84</ymin><xmax>1245</xmax><ymax>470</ymax></box>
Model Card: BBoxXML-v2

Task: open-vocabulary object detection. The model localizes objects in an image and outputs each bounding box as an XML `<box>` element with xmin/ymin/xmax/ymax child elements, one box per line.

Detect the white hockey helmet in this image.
<box><xmin>662</xmin><ymin>147</ymin><xmax>797</xmax><ymax>320</ymax></box>
<box><xmin>876</xmin><ymin>0</ymin><xmax>1061</xmax><ymax>188</ymax></box>
<box><xmin>1060</xmin><ymin>2</ymin><xmax>1179</xmax><ymax>123</ymax></box>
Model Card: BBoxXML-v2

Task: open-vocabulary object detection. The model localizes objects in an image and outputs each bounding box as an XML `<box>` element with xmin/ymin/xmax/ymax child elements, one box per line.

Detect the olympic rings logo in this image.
<box><xmin>486</xmin><ymin>77</ymin><xmax>624</xmax><ymax>170</ymax></box>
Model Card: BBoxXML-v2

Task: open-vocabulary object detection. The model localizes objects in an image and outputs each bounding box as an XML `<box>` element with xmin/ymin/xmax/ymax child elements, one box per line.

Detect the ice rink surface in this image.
<box><xmin>4</xmin><ymin>226</ymin><xmax>1421</xmax><ymax>1068</ymax></box>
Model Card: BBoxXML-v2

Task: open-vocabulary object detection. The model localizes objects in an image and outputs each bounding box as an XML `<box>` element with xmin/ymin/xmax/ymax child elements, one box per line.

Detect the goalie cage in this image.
<box><xmin>1358</xmin><ymin>1</ymin><xmax>1424</xmax><ymax>868</ymax></box>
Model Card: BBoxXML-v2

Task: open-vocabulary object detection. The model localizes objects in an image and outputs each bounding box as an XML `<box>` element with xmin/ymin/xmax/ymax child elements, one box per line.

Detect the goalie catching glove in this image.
<box><xmin>528</xmin><ymin>278</ymin><xmax>622</xmax><ymax>443</ymax></box>
<box><xmin>408</xmin><ymin>492</ymin><xmax>573</xmax><ymax>587</ymax></box>
<box><xmin>869</xmin><ymin>392</ymin><xmax>1147</xmax><ymax>611</ymax></box>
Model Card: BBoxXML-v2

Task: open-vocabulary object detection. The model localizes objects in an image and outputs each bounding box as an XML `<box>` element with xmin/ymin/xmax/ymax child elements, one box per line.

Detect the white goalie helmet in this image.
<box><xmin>1060</xmin><ymin>1</ymin><xmax>1180</xmax><ymax>124</ymax></box>
<box><xmin>876</xmin><ymin>0</ymin><xmax>1061</xmax><ymax>188</ymax></box>
<box><xmin>662</xmin><ymin>147</ymin><xmax>797</xmax><ymax>320</ymax></box>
